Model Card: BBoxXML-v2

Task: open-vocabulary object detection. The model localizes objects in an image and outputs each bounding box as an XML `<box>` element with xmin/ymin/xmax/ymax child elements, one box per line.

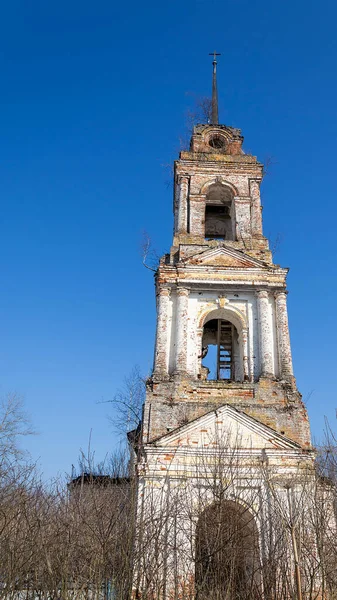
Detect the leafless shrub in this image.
<box><xmin>265</xmin><ymin>230</ymin><xmax>284</xmax><ymax>256</ymax></box>
<box><xmin>262</xmin><ymin>154</ymin><xmax>277</xmax><ymax>177</ymax></box>
<box><xmin>0</xmin><ymin>389</ymin><xmax>336</xmax><ymax>600</ymax></box>
<box><xmin>179</xmin><ymin>94</ymin><xmax>212</xmax><ymax>151</ymax></box>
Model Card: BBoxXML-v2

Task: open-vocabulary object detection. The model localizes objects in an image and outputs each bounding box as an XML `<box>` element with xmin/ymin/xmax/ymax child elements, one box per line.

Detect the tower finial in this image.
<box><xmin>209</xmin><ymin>51</ymin><xmax>221</xmax><ymax>125</ymax></box>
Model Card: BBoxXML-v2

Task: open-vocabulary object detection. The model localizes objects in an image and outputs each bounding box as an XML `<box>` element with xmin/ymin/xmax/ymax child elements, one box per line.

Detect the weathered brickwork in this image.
<box><xmin>133</xmin><ymin>120</ymin><xmax>325</xmax><ymax>599</ymax></box>
<box><xmin>172</xmin><ymin>126</ymin><xmax>269</xmax><ymax>263</ymax></box>
<box><xmin>143</xmin><ymin>377</ymin><xmax>311</xmax><ymax>449</ymax></box>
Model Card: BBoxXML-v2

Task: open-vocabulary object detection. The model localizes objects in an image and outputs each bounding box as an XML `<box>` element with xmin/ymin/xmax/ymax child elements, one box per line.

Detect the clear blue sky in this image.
<box><xmin>1</xmin><ymin>0</ymin><xmax>336</xmax><ymax>479</ymax></box>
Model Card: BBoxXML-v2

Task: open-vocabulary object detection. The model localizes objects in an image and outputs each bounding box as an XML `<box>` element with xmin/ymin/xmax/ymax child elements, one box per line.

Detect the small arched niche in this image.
<box><xmin>204</xmin><ymin>183</ymin><xmax>235</xmax><ymax>241</ymax></box>
<box><xmin>201</xmin><ymin>309</ymin><xmax>244</xmax><ymax>382</ymax></box>
<box><xmin>195</xmin><ymin>500</ymin><xmax>260</xmax><ymax>600</ymax></box>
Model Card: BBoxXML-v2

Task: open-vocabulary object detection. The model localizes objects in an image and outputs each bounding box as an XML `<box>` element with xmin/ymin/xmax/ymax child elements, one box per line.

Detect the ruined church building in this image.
<box><xmin>133</xmin><ymin>57</ymin><xmax>328</xmax><ymax>600</ymax></box>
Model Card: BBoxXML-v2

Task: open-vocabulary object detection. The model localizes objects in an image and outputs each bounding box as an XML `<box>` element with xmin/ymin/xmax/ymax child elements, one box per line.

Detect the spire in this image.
<box><xmin>209</xmin><ymin>51</ymin><xmax>221</xmax><ymax>124</ymax></box>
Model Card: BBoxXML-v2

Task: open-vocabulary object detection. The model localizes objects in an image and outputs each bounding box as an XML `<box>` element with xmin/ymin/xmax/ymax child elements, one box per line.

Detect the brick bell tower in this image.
<box><xmin>142</xmin><ymin>55</ymin><xmax>312</xmax><ymax>451</ymax></box>
<box><xmin>133</xmin><ymin>55</ymin><xmax>317</xmax><ymax>600</ymax></box>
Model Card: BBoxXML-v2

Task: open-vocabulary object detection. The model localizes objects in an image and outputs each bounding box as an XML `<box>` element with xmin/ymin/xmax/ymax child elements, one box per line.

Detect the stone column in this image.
<box><xmin>177</xmin><ymin>175</ymin><xmax>189</xmax><ymax>234</ymax></box>
<box><xmin>257</xmin><ymin>290</ymin><xmax>274</xmax><ymax>378</ymax></box>
<box><xmin>250</xmin><ymin>180</ymin><xmax>263</xmax><ymax>237</ymax></box>
<box><xmin>241</xmin><ymin>328</ymin><xmax>250</xmax><ymax>381</ymax></box>
<box><xmin>153</xmin><ymin>287</ymin><xmax>170</xmax><ymax>377</ymax></box>
<box><xmin>275</xmin><ymin>291</ymin><xmax>294</xmax><ymax>378</ymax></box>
<box><xmin>174</xmin><ymin>287</ymin><xmax>189</xmax><ymax>375</ymax></box>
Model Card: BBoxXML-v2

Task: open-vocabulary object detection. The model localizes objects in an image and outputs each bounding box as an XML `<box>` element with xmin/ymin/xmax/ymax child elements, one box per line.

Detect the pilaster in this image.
<box><xmin>188</xmin><ymin>195</ymin><xmax>205</xmax><ymax>237</ymax></box>
<box><xmin>241</xmin><ymin>327</ymin><xmax>250</xmax><ymax>381</ymax></box>
<box><xmin>153</xmin><ymin>287</ymin><xmax>170</xmax><ymax>378</ymax></box>
<box><xmin>234</xmin><ymin>196</ymin><xmax>251</xmax><ymax>242</ymax></box>
<box><xmin>275</xmin><ymin>291</ymin><xmax>294</xmax><ymax>380</ymax></box>
<box><xmin>257</xmin><ymin>290</ymin><xmax>274</xmax><ymax>378</ymax></box>
<box><xmin>174</xmin><ymin>287</ymin><xmax>189</xmax><ymax>376</ymax></box>
<box><xmin>250</xmin><ymin>179</ymin><xmax>263</xmax><ymax>237</ymax></box>
<box><xmin>177</xmin><ymin>175</ymin><xmax>189</xmax><ymax>234</ymax></box>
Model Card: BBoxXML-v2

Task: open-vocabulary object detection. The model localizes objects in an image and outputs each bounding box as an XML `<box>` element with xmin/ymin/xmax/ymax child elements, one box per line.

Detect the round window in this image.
<box><xmin>209</xmin><ymin>135</ymin><xmax>226</xmax><ymax>149</ymax></box>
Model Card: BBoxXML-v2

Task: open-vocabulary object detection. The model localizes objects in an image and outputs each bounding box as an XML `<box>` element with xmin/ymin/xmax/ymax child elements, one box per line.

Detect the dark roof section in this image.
<box><xmin>68</xmin><ymin>473</ymin><xmax>130</xmax><ymax>489</ymax></box>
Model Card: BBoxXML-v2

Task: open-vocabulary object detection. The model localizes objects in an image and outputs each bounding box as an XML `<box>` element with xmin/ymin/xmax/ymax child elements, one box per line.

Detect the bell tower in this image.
<box><xmin>133</xmin><ymin>57</ymin><xmax>321</xmax><ymax>600</ymax></box>
<box><xmin>142</xmin><ymin>57</ymin><xmax>311</xmax><ymax>450</ymax></box>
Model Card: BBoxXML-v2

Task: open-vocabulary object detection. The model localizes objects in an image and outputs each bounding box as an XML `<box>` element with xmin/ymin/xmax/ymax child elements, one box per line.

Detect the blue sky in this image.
<box><xmin>0</xmin><ymin>0</ymin><xmax>336</xmax><ymax>478</ymax></box>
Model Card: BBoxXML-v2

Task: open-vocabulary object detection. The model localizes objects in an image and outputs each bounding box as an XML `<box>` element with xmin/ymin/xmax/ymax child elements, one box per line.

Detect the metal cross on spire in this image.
<box><xmin>209</xmin><ymin>51</ymin><xmax>221</xmax><ymax>125</ymax></box>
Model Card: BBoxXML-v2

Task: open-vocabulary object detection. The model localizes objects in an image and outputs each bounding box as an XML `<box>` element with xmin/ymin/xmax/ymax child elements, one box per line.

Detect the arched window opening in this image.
<box><xmin>201</xmin><ymin>319</ymin><xmax>238</xmax><ymax>381</ymax></box>
<box><xmin>195</xmin><ymin>501</ymin><xmax>260</xmax><ymax>600</ymax></box>
<box><xmin>204</xmin><ymin>183</ymin><xmax>235</xmax><ymax>241</ymax></box>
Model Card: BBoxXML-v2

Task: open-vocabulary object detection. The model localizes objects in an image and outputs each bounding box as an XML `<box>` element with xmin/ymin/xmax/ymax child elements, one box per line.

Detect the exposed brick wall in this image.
<box><xmin>144</xmin><ymin>377</ymin><xmax>312</xmax><ymax>449</ymax></box>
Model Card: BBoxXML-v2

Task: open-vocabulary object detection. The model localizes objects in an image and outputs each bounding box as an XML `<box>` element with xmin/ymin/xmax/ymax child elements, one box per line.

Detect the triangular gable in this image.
<box><xmin>182</xmin><ymin>246</ymin><xmax>269</xmax><ymax>269</ymax></box>
<box><xmin>152</xmin><ymin>405</ymin><xmax>301</xmax><ymax>451</ymax></box>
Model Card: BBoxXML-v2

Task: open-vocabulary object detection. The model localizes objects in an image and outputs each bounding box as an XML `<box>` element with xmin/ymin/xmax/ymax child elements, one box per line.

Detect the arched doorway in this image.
<box><xmin>195</xmin><ymin>501</ymin><xmax>260</xmax><ymax>600</ymax></box>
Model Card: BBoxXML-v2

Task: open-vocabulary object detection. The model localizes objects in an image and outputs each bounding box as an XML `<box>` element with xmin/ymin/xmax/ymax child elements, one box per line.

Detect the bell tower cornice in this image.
<box><xmin>175</xmin><ymin>154</ymin><xmax>263</xmax><ymax>174</ymax></box>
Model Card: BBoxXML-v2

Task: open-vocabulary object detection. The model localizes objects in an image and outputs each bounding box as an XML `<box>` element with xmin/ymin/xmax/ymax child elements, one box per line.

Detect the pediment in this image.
<box><xmin>182</xmin><ymin>246</ymin><xmax>268</xmax><ymax>269</ymax></box>
<box><xmin>153</xmin><ymin>405</ymin><xmax>301</xmax><ymax>451</ymax></box>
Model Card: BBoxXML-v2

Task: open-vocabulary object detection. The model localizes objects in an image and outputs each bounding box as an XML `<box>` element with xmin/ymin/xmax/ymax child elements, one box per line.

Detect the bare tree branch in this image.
<box><xmin>140</xmin><ymin>230</ymin><xmax>160</xmax><ymax>272</ymax></box>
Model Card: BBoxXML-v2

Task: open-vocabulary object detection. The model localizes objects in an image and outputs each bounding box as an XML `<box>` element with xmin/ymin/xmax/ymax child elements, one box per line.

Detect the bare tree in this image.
<box><xmin>140</xmin><ymin>230</ymin><xmax>161</xmax><ymax>273</ymax></box>
<box><xmin>0</xmin><ymin>389</ymin><xmax>336</xmax><ymax>600</ymax></box>
<box><xmin>105</xmin><ymin>365</ymin><xmax>145</xmax><ymax>436</ymax></box>
<box><xmin>0</xmin><ymin>392</ymin><xmax>35</xmax><ymax>467</ymax></box>
<box><xmin>179</xmin><ymin>95</ymin><xmax>212</xmax><ymax>152</ymax></box>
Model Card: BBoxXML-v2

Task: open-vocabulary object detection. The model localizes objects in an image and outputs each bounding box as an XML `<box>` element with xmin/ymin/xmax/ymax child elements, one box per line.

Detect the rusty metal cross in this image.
<box><xmin>209</xmin><ymin>51</ymin><xmax>221</xmax><ymax>62</ymax></box>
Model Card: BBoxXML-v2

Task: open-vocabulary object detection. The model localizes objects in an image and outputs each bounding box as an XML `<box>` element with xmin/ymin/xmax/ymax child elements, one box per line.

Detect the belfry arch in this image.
<box><xmin>200</xmin><ymin>178</ymin><xmax>239</xmax><ymax>198</ymax></box>
<box><xmin>195</xmin><ymin>500</ymin><xmax>260</xmax><ymax>600</ymax></box>
<box><xmin>199</xmin><ymin>307</ymin><xmax>249</xmax><ymax>382</ymax></box>
<box><xmin>202</xmin><ymin>181</ymin><xmax>236</xmax><ymax>241</ymax></box>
